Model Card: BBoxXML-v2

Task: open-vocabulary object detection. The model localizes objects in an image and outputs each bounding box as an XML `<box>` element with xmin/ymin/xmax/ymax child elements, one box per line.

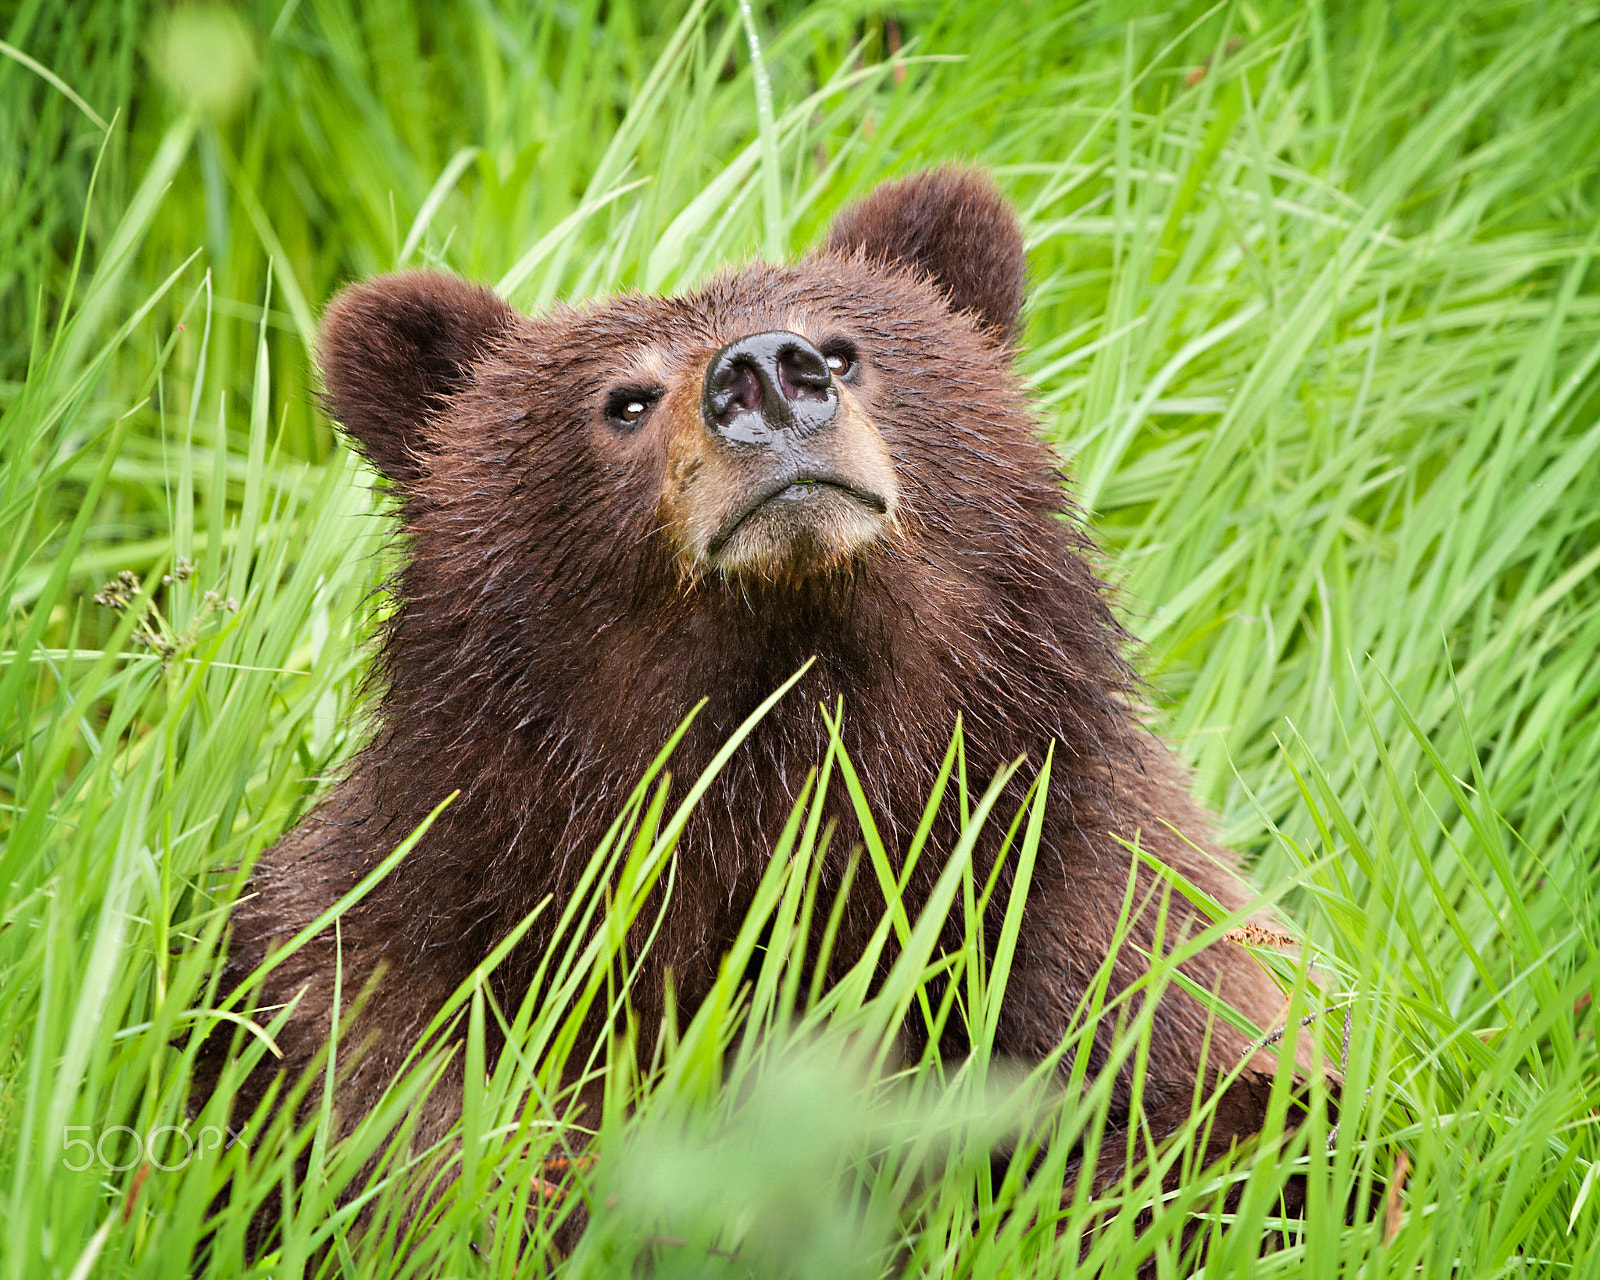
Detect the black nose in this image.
<box><xmin>702</xmin><ymin>331</ymin><xmax>839</xmax><ymax>445</ymax></box>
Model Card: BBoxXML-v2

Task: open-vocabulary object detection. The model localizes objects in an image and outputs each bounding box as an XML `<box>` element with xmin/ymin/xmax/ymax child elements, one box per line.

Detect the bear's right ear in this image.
<box><xmin>318</xmin><ymin>271</ymin><xmax>513</xmax><ymax>483</ymax></box>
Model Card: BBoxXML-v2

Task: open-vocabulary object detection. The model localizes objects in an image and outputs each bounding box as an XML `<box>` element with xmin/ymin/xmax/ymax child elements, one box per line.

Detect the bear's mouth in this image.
<box><xmin>706</xmin><ymin>472</ymin><xmax>891</xmax><ymax>560</ymax></box>
<box><xmin>659</xmin><ymin>380</ymin><xmax>899</xmax><ymax>581</ymax></box>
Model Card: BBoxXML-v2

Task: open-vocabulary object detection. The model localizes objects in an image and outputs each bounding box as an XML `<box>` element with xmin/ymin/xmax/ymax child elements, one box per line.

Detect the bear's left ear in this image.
<box><xmin>318</xmin><ymin>271</ymin><xmax>514</xmax><ymax>484</ymax></box>
<box><xmin>822</xmin><ymin>166</ymin><xmax>1026</xmax><ymax>345</ymax></box>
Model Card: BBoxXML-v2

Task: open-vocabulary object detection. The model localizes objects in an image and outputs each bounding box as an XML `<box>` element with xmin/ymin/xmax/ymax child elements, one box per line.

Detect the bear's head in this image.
<box><xmin>317</xmin><ymin>168</ymin><xmax>1131</xmax><ymax>820</ymax></box>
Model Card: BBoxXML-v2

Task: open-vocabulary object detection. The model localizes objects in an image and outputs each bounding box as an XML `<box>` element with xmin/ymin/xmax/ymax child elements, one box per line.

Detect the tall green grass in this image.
<box><xmin>3</xmin><ymin>1</ymin><xmax>1598</xmax><ymax>1275</ymax></box>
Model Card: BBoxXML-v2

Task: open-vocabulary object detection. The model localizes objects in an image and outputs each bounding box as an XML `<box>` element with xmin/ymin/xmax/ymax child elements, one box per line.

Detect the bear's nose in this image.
<box><xmin>702</xmin><ymin>331</ymin><xmax>839</xmax><ymax>445</ymax></box>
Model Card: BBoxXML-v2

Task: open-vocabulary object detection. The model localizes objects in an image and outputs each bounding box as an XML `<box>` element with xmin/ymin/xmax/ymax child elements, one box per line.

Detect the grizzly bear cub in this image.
<box><xmin>216</xmin><ymin>167</ymin><xmax>1293</xmax><ymax>1208</ymax></box>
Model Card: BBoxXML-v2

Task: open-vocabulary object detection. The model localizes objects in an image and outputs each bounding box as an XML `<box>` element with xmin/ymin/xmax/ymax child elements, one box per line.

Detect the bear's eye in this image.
<box><xmin>821</xmin><ymin>343</ymin><xmax>859</xmax><ymax>382</ymax></box>
<box><xmin>605</xmin><ymin>388</ymin><xmax>661</xmax><ymax>432</ymax></box>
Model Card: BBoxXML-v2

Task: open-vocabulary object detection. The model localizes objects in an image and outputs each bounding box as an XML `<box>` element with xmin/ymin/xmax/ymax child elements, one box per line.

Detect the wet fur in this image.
<box><xmin>208</xmin><ymin>167</ymin><xmax>1292</xmax><ymax>1226</ymax></box>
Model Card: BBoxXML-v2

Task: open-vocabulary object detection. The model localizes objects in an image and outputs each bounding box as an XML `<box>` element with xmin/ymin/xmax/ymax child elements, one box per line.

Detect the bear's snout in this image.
<box><xmin>702</xmin><ymin>331</ymin><xmax>838</xmax><ymax>445</ymax></box>
<box><xmin>653</xmin><ymin>327</ymin><xmax>898</xmax><ymax>585</ymax></box>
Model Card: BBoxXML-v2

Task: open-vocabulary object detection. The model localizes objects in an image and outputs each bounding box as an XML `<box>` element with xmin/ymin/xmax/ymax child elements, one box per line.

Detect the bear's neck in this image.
<box><xmin>368</xmin><ymin>544</ymin><xmax>1126</xmax><ymax>832</ymax></box>
<box><xmin>344</xmin><ymin>531</ymin><xmax>1140</xmax><ymax>970</ymax></box>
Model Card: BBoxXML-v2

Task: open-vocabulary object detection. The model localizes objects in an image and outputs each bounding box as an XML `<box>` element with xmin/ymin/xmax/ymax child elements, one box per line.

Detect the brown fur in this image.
<box><xmin>209</xmin><ymin>167</ymin><xmax>1293</xmax><ymax>1229</ymax></box>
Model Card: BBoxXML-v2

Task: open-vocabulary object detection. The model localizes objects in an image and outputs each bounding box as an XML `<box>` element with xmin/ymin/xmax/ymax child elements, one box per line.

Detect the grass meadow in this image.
<box><xmin>4</xmin><ymin>0</ymin><xmax>1600</xmax><ymax>1275</ymax></box>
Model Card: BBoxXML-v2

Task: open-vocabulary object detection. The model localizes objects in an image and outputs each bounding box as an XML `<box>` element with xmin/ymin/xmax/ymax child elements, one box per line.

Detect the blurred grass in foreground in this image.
<box><xmin>2</xmin><ymin>0</ymin><xmax>1598</xmax><ymax>1275</ymax></box>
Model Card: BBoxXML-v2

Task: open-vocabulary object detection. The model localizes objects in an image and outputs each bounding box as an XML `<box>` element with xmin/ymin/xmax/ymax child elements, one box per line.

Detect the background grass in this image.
<box><xmin>3</xmin><ymin>0</ymin><xmax>1599</xmax><ymax>1275</ymax></box>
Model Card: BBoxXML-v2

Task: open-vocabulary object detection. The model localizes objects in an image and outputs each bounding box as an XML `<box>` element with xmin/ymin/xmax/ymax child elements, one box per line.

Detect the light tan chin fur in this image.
<box><xmin>659</xmin><ymin>386</ymin><xmax>900</xmax><ymax>585</ymax></box>
<box><xmin>709</xmin><ymin>488</ymin><xmax>896</xmax><ymax>584</ymax></box>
